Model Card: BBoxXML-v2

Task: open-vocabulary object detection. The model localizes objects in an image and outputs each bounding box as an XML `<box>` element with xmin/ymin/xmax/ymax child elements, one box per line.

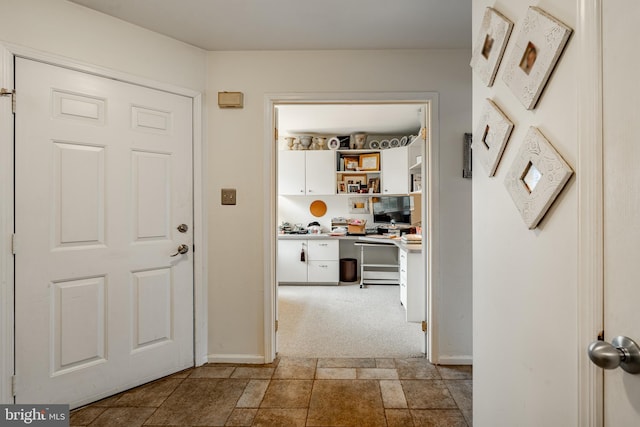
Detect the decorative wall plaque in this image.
<box><xmin>504</xmin><ymin>127</ymin><xmax>573</xmax><ymax>229</ymax></box>
<box><xmin>502</xmin><ymin>7</ymin><xmax>572</xmax><ymax>110</ymax></box>
<box><xmin>473</xmin><ymin>99</ymin><xmax>514</xmax><ymax>177</ymax></box>
<box><xmin>470</xmin><ymin>7</ymin><xmax>514</xmax><ymax>87</ymax></box>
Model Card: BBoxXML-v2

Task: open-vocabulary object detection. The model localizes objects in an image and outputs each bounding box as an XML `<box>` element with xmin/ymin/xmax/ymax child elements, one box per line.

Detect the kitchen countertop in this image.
<box><xmin>277</xmin><ymin>233</ymin><xmax>422</xmax><ymax>252</ymax></box>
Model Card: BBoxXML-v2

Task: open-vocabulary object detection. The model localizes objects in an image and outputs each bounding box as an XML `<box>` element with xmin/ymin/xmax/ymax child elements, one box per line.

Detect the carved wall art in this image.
<box><xmin>470</xmin><ymin>7</ymin><xmax>514</xmax><ymax>87</ymax></box>
<box><xmin>502</xmin><ymin>7</ymin><xmax>572</xmax><ymax>110</ymax></box>
<box><xmin>504</xmin><ymin>127</ymin><xmax>573</xmax><ymax>229</ymax></box>
<box><xmin>473</xmin><ymin>99</ymin><xmax>514</xmax><ymax>176</ymax></box>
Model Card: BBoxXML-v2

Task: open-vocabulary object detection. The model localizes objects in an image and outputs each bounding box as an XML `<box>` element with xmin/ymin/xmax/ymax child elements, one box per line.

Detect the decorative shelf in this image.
<box><xmin>409</xmin><ymin>161</ymin><xmax>422</xmax><ymax>171</ymax></box>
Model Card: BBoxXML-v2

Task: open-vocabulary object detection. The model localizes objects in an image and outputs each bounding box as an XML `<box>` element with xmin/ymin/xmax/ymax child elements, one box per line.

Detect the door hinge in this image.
<box><xmin>0</xmin><ymin>88</ymin><xmax>15</xmax><ymax>114</ymax></box>
<box><xmin>420</xmin><ymin>127</ymin><xmax>427</xmax><ymax>141</ymax></box>
<box><xmin>421</xmin><ymin>321</ymin><xmax>427</xmax><ymax>332</ymax></box>
<box><xmin>274</xmin><ymin>128</ymin><xmax>278</xmax><ymax>141</ymax></box>
<box><xmin>11</xmin><ymin>375</ymin><xmax>16</xmax><ymax>397</ymax></box>
<box><xmin>11</xmin><ymin>233</ymin><xmax>16</xmax><ymax>255</ymax></box>
<box><xmin>275</xmin><ymin>320</ymin><xmax>279</xmax><ymax>332</ymax></box>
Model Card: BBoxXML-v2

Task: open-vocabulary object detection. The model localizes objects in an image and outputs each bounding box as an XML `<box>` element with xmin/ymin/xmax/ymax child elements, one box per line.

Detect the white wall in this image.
<box><xmin>278</xmin><ymin>195</ymin><xmax>374</xmax><ymax>231</ymax></box>
<box><xmin>206</xmin><ymin>49</ymin><xmax>472</xmax><ymax>362</ymax></box>
<box><xmin>0</xmin><ymin>0</ymin><xmax>206</xmax><ymax>91</ymax></box>
<box><xmin>472</xmin><ymin>1</ymin><xmax>578</xmax><ymax>425</ymax></box>
<box><xmin>0</xmin><ymin>0</ymin><xmax>208</xmax><ymax>404</ymax></box>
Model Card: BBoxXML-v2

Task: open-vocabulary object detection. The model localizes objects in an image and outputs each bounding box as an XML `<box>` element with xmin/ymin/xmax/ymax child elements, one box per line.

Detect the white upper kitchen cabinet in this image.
<box><xmin>381</xmin><ymin>146</ymin><xmax>409</xmax><ymax>195</ymax></box>
<box><xmin>305</xmin><ymin>151</ymin><xmax>335</xmax><ymax>195</ymax></box>
<box><xmin>278</xmin><ymin>150</ymin><xmax>335</xmax><ymax>195</ymax></box>
<box><xmin>278</xmin><ymin>151</ymin><xmax>306</xmax><ymax>195</ymax></box>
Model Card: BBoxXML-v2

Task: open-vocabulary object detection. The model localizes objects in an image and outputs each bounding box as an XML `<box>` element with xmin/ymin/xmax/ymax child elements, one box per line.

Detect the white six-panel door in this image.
<box><xmin>14</xmin><ymin>58</ymin><xmax>194</xmax><ymax>408</ymax></box>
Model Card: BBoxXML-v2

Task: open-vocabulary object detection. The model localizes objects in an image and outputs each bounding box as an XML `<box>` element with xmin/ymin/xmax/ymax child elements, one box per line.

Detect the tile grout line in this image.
<box><xmin>138</xmin><ymin>372</ymin><xmax>190</xmax><ymax>426</ymax></box>
<box><xmin>441</xmin><ymin>376</ymin><xmax>471</xmax><ymax>427</ymax></box>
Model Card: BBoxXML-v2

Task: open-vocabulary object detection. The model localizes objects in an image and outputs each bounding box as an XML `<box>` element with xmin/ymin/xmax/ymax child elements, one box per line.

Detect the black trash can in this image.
<box><xmin>340</xmin><ymin>258</ymin><xmax>357</xmax><ymax>282</ymax></box>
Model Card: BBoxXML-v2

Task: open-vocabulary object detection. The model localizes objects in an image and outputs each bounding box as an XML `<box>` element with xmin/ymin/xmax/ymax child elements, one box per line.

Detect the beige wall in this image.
<box><xmin>206</xmin><ymin>49</ymin><xmax>473</xmax><ymax>361</ymax></box>
<box><xmin>0</xmin><ymin>0</ymin><xmax>473</xmax><ymax>374</ymax></box>
<box><xmin>472</xmin><ymin>1</ymin><xmax>578</xmax><ymax>425</ymax></box>
<box><xmin>0</xmin><ymin>0</ymin><xmax>206</xmax><ymax>91</ymax></box>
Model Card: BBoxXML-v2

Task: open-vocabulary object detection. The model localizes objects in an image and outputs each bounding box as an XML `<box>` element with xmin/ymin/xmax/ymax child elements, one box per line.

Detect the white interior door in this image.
<box><xmin>601</xmin><ymin>1</ymin><xmax>640</xmax><ymax>423</ymax></box>
<box><xmin>14</xmin><ymin>58</ymin><xmax>194</xmax><ymax>408</ymax></box>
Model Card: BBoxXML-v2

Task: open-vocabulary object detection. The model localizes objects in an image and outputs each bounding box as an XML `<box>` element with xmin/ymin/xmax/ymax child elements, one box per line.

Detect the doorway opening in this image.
<box><xmin>263</xmin><ymin>93</ymin><xmax>440</xmax><ymax>363</ymax></box>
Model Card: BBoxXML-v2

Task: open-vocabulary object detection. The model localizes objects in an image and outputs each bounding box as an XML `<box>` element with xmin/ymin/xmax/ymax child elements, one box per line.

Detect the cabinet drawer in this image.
<box><xmin>308</xmin><ymin>261</ymin><xmax>339</xmax><ymax>283</ymax></box>
<box><xmin>307</xmin><ymin>240</ymin><xmax>339</xmax><ymax>260</ymax></box>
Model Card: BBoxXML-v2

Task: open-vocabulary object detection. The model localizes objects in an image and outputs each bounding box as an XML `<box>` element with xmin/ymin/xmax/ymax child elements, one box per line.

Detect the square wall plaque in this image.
<box><xmin>502</xmin><ymin>7</ymin><xmax>572</xmax><ymax>110</ymax></box>
<box><xmin>473</xmin><ymin>99</ymin><xmax>514</xmax><ymax>176</ymax></box>
<box><xmin>470</xmin><ymin>7</ymin><xmax>514</xmax><ymax>87</ymax></box>
<box><xmin>504</xmin><ymin>127</ymin><xmax>573</xmax><ymax>229</ymax></box>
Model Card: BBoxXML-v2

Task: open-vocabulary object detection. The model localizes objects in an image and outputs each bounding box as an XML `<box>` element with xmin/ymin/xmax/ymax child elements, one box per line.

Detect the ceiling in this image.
<box><xmin>67</xmin><ymin>1</ymin><xmax>466</xmax><ymax>134</ymax></box>
<box><xmin>68</xmin><ymin>0</ymin><xmax>472</xmax><ymax>51</ymax></box>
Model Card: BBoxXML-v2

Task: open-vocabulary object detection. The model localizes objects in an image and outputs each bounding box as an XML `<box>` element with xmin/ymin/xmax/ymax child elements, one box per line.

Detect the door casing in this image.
<box><xmin>577</xmin><ymin>0</ymin><xmax>603</xmax><ymax>425</ymax></box>
<box><xmin>263</xmin><ymin>92</ymin><xmax>440</xmax><ymax>363</ymax></box>
<box><xmin>0</xmin><ymin>42</ymin><xmax>208</xmax><ymax>404</ymax></box>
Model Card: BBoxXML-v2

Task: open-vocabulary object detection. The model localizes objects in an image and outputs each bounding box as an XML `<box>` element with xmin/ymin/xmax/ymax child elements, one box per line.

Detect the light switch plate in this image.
<box><xmin>221</xmin><ymin>188</ymin><xmax>236</xmax><ymax>205</ymax></box>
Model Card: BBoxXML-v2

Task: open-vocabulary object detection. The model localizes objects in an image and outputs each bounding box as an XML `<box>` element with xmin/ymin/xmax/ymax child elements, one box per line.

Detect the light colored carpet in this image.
<box><xmin>277</xmin><ymin>284</ymin><xmax>424</xmax><ymax>358</ymax></box>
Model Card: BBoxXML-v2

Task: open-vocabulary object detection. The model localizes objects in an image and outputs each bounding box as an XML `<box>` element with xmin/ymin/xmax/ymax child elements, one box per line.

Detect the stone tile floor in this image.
<box><xmin>70</xmin><ymin>357</ymin><xmax>472</xmax><ymax>426</ymax></box>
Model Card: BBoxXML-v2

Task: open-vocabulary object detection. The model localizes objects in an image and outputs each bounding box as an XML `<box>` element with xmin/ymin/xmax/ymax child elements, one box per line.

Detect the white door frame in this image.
<box><xmin>577</xmin><ymin>0</ymin><xmax>604</xmax><ymax>425</ymax></box>
<box><xmin>0</xmin><ymin>43</ymin><xmax>208</xmax><ymax>404</ymax></box>
<box><xmin>262</xmin><ymin>91</ymin><xmax>440</xmax><ymax>363</ymax></box>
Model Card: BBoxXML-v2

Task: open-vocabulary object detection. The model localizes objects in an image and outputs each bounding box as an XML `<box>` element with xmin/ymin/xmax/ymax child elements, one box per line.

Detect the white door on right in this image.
<box><xmin>602</xmin><ymin>1</ymin><xmax>640</xmax><ymax>423</ymax></box>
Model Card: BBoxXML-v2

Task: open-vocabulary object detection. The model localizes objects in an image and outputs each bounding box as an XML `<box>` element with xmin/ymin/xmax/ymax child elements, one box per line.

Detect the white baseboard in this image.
<box><xmin>437</xmin><ymin>355</ymin><xmax>473</xmax><ymax>365</ymax></box>
<box><xmin>196</xmin><ymin>354</ymin><xmax>208</xmax><ymax>367</ymax></box>
<box><xmin>207</xmin><ymin>354</ymin><xmax>266</xmax><ymax>364</ymax></box>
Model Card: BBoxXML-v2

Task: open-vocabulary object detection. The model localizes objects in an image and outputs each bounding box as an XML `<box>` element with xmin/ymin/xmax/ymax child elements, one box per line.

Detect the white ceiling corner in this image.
<box><xmin>68</xmin><ymin>0</ymin><xmax>472</xmax><ymax>51</ymax></box>
<box><xmin>67</xmin><ymin>1</ymin><xmax>469</xmax><ymax>133</ymax></box>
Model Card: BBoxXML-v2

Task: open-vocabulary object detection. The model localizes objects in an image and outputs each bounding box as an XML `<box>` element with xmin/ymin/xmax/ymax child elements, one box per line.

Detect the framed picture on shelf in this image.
<box><xmin>337</xmin><ymin>181</ymin><xmax>347</xmax><ymax>194</ymax></box>
<box><xmin>344</xmin><ymin>156</ymin><xmax>360</xmax><ymax>171</ymax></box>
<box><xmin>412</xmin><ymin>174</ymin><xmax>422</xmax><ymax>192</ymax></box>
<box><xmin>347</xmin><ymin>184</ymin><xmax>360</xmax><ymax>193</ymax></box>
<box><xmin>345</xmin><ymin>174</ymin><xmax>367</xmax><ymax>187</ymax></box>
<box><xmin>359</xmin><ymin>153</ymin><xmax>380</xmax><ymax>171</ymax></box>
<box><xmin>367</xmin><ymin>177</ymin><xmax>380</xmax><ymax>193</ymax></box>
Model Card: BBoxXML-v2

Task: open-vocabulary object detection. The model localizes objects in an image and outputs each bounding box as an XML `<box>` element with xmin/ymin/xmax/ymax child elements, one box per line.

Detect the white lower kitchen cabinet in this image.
<box><xmin>278</xmin><ymin>239</ymin><xmax>339</xmax><ymax>284</ymax></box>
<box><xmin>307</xmin><ymin>240</ymin><xmax>339</xmax><ymax>283</ymax></box>
<box><xmin>399</xmin><ymin>246</ymin><xmax>425</xmax><ymax>322</ymax></box>
<box><xmin>277</xmin><ymin>240</ymin><xmax>307</xmax><ymax>283</ymax></box>
<box><xmin>307</xmin><ymin>261</ymin><xmax>339</xmax><ymax>283</ymax></box>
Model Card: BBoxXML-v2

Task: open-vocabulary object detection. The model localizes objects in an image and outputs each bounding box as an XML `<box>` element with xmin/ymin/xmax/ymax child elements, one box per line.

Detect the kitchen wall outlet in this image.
<box><xmin>221</xmin><ymin>188</ymin><xmax>236</xmax><ymax>205</ymax></box>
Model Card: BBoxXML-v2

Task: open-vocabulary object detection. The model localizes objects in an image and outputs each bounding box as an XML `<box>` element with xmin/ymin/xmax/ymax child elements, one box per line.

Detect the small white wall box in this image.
<box><xmin>218</xmin><ymin>91</ymin><xmax>244</xmax><ymax>108</ymax></box>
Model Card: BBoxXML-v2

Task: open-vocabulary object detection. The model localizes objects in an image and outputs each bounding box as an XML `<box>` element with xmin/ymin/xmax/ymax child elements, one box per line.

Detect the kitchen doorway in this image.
<box><xmin>263</xmin><ymin>92</ymin><xmax>440</xmax><ymax>362</ymax></box>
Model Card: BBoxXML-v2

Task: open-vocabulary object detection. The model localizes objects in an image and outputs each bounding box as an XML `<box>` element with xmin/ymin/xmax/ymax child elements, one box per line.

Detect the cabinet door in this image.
<box><xmin>399</xmin><ymin>248</ymin><xmax>408</xmax><ymax>308</ymax></box>
<box><xmin>405</xmin><ymin>249</ymin><xmax>425</xmax><ymax>322</ymax></box>
<box><xmin>381</xmin><ymin>146</ymin><xmax>409</xmax><ymax>195</ymax></box>
<box><xmin>277</xmin><ymin>240</ymin><xmax>307</xmax><ymax>283</ymax></box>
<box><xmin>278</xmin><ymin>151</ymin><xmax>306</xmax><ymax>195</ymax></box>
<box><xmin>308</xmin><ymin>261</ymin><xmax>339</xmax><ymax>283</ymax></box>
<box><xmin>307</xmin><ymin>239</ymin><xmax>339</xmax><ymax>260</ymax></box>
<box><xmin>305</xmin><ymin>151</ymin><xmax>336</xmax><ymax>195</ymax></box>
